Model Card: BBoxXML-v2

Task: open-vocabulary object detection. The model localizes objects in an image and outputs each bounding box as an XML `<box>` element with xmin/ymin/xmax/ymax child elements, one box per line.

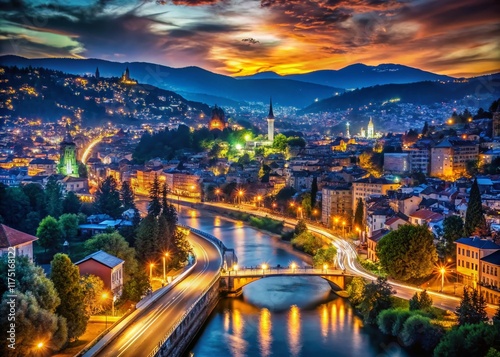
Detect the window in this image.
<box><xmin>466</xmin><ymin>262</ymin><xmax>470</xmax><ymax>269</ymax></box>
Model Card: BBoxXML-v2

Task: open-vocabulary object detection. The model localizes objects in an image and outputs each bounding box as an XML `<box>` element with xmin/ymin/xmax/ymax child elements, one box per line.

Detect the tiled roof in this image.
<box><xmin>410</xmin><ymin>209</ymin><xmax>443</xmax><ymax>221</ymax></box>
<box><xmin>0</xmin><ymin>224</ymin><xmax>38</xmax><ymax>248</ymax></box>
<box><xmin>455</xmin><ymin>237</ymin><xmax>500</xmax><ymax>250</ymax></box>
<box><xmin>368</xmin><ymin>229</ymin><xmax>390</xmax><ymax>243</ymax></box>
<box><xmin>75</xmin><ymin>250</ymin><xmax>124</xmax><ymax>269</ymax></box>
<box><xmin>481</xmin><ymin>250</ymin><xmax>500</xmax><ymax>266</ymax></box>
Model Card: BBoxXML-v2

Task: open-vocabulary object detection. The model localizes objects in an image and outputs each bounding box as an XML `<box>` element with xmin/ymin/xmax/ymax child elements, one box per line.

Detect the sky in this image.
<box><xmin>0</xmin><ymin>0</ymin><xmax>499</xmax><ymax>77</ymax></box>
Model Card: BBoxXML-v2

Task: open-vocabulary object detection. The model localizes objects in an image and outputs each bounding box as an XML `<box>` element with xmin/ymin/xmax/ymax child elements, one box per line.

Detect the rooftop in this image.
<box><xmin>75</xmin><ymin>250</ymin><xmax>124</xmax><ymax>269</ymax></box>
<box><xmin>481</xmin><ymin>250</ymin><xmax>500</xmax><ymax>266</ymax></box>
<box><xmin>455</xmin><ymin>237</ymin><xmax>500</xmax><ymax>250</ymax></box>
<box><xmin>0</xmin><ymin>224</ymin><xmax>38</xmax><ymax>248</ymax></box>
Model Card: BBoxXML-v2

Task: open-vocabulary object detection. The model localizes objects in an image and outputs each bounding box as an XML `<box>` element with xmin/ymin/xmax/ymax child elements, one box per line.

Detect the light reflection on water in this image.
<box><xmin>180</xmin><ymin>208</ymin><xmax>409</xmax><ymax>357</ymax></box>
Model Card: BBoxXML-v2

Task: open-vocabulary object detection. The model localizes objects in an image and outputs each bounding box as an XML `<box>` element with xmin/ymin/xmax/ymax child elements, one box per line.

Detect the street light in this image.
<box><xmin>342</xmin><ymin>221</ymin><xmax>346</xmax><ymax>238</ymax></box>
<box><xmin>149</xmin><ymin>263</ymin><xmax>155</xmax><ymax>283</ymax></box>
<box><xmin>323</xmin><ymin>264</ymin><xmax>328</xmax><ymax>272</ymax></box>
<box><xmin>440</xmin><ymin>267</ymin><xmax>446</xmax><ymax>292</ymax></box>
<box><xmin>101</xmin><ymin>293</ymin><xmax>109</xmax><ymax>329</ymax></box>
<box><xmin>215</xmin><ymin>188</ymin><xmax>221</xmax><ymax>202</ymax></box>
<box><xmin>291</xmin><ymin>262</ymin><xmax>297</xmax><ymax>273</ymax></box>
<box><xmin>233</xmin><ymin>264</ymin><xmax>238</xmax><ymax>276</ymax></box>
<box><xmin>163</xmin><ymin>252</ymin><xmax>170</xmax><ymax>284</ymax></box>
<box><xmin>261</xmin><ymin>263</ymin><xmax>268</xmax><ymax>275</ymax></box>
<box><xmin>256</xmin><ymin>195</ymin><xmax>262</xmax><ymax>209</ymax></box>
<box><xmin>238</xmin><ymin>190</ymin><xmax>244</xmax><ymax>206</ymax></box>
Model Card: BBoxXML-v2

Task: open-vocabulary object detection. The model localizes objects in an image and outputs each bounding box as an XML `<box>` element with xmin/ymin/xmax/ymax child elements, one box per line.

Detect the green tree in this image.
<box><xmin>120</xmin><ymin>181</ymin><xmax>135</xmax><ymax>211</ymax></box>
<box><xmin>62</xmin><ymin>191</ymin><xmax>81</xmax><ymax>214</ymax></box>
<box><xmin>294</xmin><ymin>219</ymin><xmax>308</xmax><ymax>236</ymax></box>
<box><xmin>80</xmin><ymin>274</ymin><xmax>105</xmax><ymax>316</ymax></box>
<box><xmin>441</xmin><ymin>215</ymin><xmax>464</xmax><ymax>259</ymax></box>
<box><xmin>346</xmin><ymin>277</ymin><xmax>365</xmax><ymax>306</ymax></box>
<box><xmin>353</xmin><ymin>198</ymin><xmax>364</xmax><ymax>230</ymax></box>
<box><xmin>434</xmin><ymin>323</ymin><xmax>500</xmax><ymax>357</ymax></box>
<box><xmin>272</xmin><ymin>133</ymin><xmax>288</xmax><ymax>152</ymax></box>
<box><xmin>148</xmin><ymin>174</ymin><xmax>162</xmax><ymax>217</ymax></box>
<box><xmin>311</xmin><ymin>177</ymin><xmax>318</xmax><ymax>208</ymax></box>
<box><xmin>376</xmin><ymin>224</ymin><xmax>438</xmax><ymax>281</ymax></box>
<box><xmin>135</xmin><ymin>214</ymin><xmax>159</xmax><ymax>263</ymax></box>
<box><xmin>377</xmin><ymin>308</ymin><xmax>403</xmax><ymax>335</ymax></box>
<box><xmin>456</xmin><ymin>287</ymin><xmax>488</xmax><ymax>325</ymax></box>
<box><xmin>37</xmin><ymin>216</ymin><xmax>63</xmax><ymax>252</ymax></box>
<box><xmin>23</xmin><ymin>211</ymin><xmax>41</xmax><ymax>235</ymax></box>
<box><xmin>51</xmin><ymin>253</ymin><xmax>88</xmax><ymax>340</ymax></box>
<box><xmin>22</xmin><ymin>183</ymin><xmax>46</xmax><ymax>217</ymax></box>
<box><xmin>494</xmin><ymin>305</ymin><xmax>500</xmax><ymax>325</ymax></box>
<box><xmin>464</xmin><ymin>178</ymin><xmax>487</xmax><ymax>237</ymax></box>
<box><xmin>409</xmin><ymin>290</ymin><xmax>433</xmax><ymax>311</ymax></box>
<box><xmin>358</xmin><ymin>277</ymin><xmax>394</xmax><ymax>324</ymax></box>
<box><xmin>313</xmin><ymin>246</ymin><xmax>337</xmax><ymax>267</ymax></box>
<box><xmin>94</xmin><ymin>176</ymin><xmax>122</xmax><ymax>218</ymax></box>
<box><xmin>301</xmin><ymin>192</ymin><xmax>312</xmax><ymax>217</ymax></box>
<box><xmin>2</xmin><ymin>187</ymin><xmax>30</xmax><ymax>230</ymax></box>
<box><xmin>400</xmin><ymin>314</ymin><xmax>443</xmax><ymax>351</ymax></box>
<box><xmin>45</xmin><ymin>176</ymin><xmax>63</xmax><ymax>218</ymax></box>
<box><xmin>58</xmin><ymin>213</ymin><xmax>79</xmax><ymax>241</ymax></box>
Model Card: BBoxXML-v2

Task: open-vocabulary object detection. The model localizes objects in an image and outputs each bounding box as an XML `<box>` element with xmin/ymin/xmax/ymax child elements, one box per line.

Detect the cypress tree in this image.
<box><xmin>94</xmin><ymin>176</ymin><xmax>122</xmax><ymax>218</ymax></box>
<box><xmin>148</xmin><ymin>174</ymin><xmax>162</xmax><ymax>217</ymax></box>
<box><xmin>135</xmin><ymin>214</ymin><xmax>159</xmax><ymax>263</ymax></box>
<box><xmin>354</xmin><ymin>198</ymin><xmax>364</xmax><ymax>229</ymax></box>
<box><xmin>464</xmin><ymin>178</ymin><xmax>486</xmax><ymax>237</ymax></box>
<box><xmin>311</xmin><ymin>177</ymin><xmax>318</xmax><ymax>208</ymax></box>
<box><xmin>120</xmin><ymin>181</ymin><xmax>136</xmax><ymax>211</ymax></box>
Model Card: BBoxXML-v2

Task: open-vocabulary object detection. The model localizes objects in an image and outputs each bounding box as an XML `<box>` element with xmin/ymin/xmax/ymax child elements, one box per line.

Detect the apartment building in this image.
<box><xmin>430</xmin><ymin>138</ymin><xmax>479</xmax><ymax>177</ymax></box>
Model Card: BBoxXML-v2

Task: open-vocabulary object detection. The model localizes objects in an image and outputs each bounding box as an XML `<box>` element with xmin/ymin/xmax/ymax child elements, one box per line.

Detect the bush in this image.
<box><xmin>391</xmin><ymin>309</ymin><xmax>413</xmax><ymax>336</ymax></box>
<box><xmin>346</xmin><ymin>277</ymin><xmax>365</xmax><ymax>307</ymax></box>
<box><xmin>377</xmin><ymin>309</ymin><xmax>403</xmax><ymax>335</ymax></box>
<box><xmin>434</xmin><ymin>323</ymin><xmax>500</xmax><ymax>357</ymax></box>
<box><xmin>400</xmin><ymin>314</ymin><xmax>443</xmax><ymax>351</ymax></box>
<box><xmin>291</xmin><ymin>231</ymin><xmax>324</xmax><ymax>255</ymax></box>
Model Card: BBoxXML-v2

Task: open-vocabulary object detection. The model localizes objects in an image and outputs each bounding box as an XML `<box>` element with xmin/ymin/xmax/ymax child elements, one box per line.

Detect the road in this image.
<box><xmin>91</xmin><ymin>232</ymin><xmax>222</xmax><ymax>357</ymax></box>
<box><xmin>201</xmin><ymin>201</ymin><xmax>498</xmax><ymax>318</ymax></box>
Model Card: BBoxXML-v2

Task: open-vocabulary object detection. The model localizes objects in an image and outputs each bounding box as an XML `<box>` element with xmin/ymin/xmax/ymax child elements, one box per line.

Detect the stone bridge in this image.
<box><xmin>219</xmin><ymin>267</ymin><xmax>353</xmax><ymax>297</ymax></box>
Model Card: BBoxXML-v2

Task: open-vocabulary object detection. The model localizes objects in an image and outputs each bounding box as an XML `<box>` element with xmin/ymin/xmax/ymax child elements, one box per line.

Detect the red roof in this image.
<box><xmin>410</xmin><ymin>210</ymin><xmax>443</xmax><ymax>221</ymax></box>
<box><xmin>0</xmin><ymin>224</ymin><xmax>38</xmax><ymax>248</ymax></box>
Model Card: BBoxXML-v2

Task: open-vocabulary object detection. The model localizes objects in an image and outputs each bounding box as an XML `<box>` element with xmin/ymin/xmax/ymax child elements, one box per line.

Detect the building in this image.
<box><xmin>430</xmin><ymin>138</ymin><xmax>479</xmax><ymax>177</ymax></box>
<box><xmin>383</xmin><ymin>153</ymin><xmax>409</xmax><ymax>174</ymax></box>
<box><xmin>0</xmin><ymin>224</ymin><xmax>38</xmax><ymax>261</ymax></box>
<box><xmin>493</xmin><ymin>105</ymin><xmax>500</xmax><ymax>137</ymax></box>
<box><xmin>367</xmin><ymin>117</ymin><xmax>374</xmax><ymax>138</ymax></box>
<box><xmin>28</xmin><ymin>158</ymin><xmax>56</xmax><ymax>176</ymax></box>
<box><xmin>455</xmin><ymin>237</ymin><xmax>500</xmax><ymax>288</ymax></box>
<box><xmin>267</xmin><ymin>97</ymin><xmax>275</xmax><ymax>142</ymax></box>
<box><xmin>322</xmin><ymin>185</ymin><xmax>352</xmax><ymax>227</ymax></box>
<box><xmin>405</xmin><ymin>147</ymin><xmax>430</xmax><ymax>174</ymax></box>
<box><xmin>480</xmin><ymin>250</ymin><xmax>500</xmax><ymax>304</ymax></box>
<box><xmin>162</xmin><ymin>170</ymin><xmax>201</xmax><ymax>198</ymax></box>
<box><xmin>57</xmin><ymin>131</ymin><xmax>79</xmax><ymax>177</ymax></box>
<box><xmin>119</xmin><ymin>67</ymin><xmax>137</xmax><ymax>85</ymax></box>
<box><xmin>76</xmin><ymin>250</ymin><xmax>125</xmax><ymax>297</ymax></box>
<box><xmin>208</xmin><ymin>105</ymin><xmax>228</xmax><ymax>131</ymax></box>
<box><xmin>367</xmin><ymin>229</ymin><xmax>389</xmax><ymax>262</ymax></box>
<box><xmin>351</xmin><ymin>177</ymin><xmax>400</xmax><ymax>209</ymax></box>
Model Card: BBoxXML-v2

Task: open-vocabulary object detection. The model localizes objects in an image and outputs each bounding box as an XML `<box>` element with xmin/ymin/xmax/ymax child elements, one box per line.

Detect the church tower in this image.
<box><xmin>267</xmin><ymin>97</ymin><xmax>275</xmax><ymax>142</ymax></box>
<box><xmin>367</xmin><ymin>117</ymin><xmax>374</xmax><ymax>138</ymax></box>
<box><xmin>57</xmin><ymin>129</ymin><xmax>79</xmax><ymax>177</ymax></box>
<box><xmin>346</xmin><ymin>121</ymin><xmax>351</xmax><ymax>138</ymax></box>
<box><xmin>95</xmin><ymin>67</ymin><xmax>100</xmax><ymax>79</ymax></box>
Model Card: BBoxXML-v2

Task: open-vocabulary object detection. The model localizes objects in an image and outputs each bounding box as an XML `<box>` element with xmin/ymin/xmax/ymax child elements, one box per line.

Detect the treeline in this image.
<box><xmin>346</xmin><ymin>277</ymin><xmax>500</xmax><ymax>356</ymax></box>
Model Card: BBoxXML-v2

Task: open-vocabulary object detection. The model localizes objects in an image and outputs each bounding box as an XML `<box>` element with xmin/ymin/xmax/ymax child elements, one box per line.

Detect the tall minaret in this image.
<box><xmin>367</xmin><ymin>117</ymin><xmax>374</xmax><ymax>138</ymax></box>
<box><xmin>267</xmin><ymin>97</ymin><xmax>275</xmax><ymax>142</ymax></box>
<box><xmin>95</xmin><ymin>67</ymin><xmax>100</xmax><ymax>79</ymax></box>
<box><xmin>346</xmin><ymin>121</ymin><xmax>351</xmax><ymax>138</ymax></box>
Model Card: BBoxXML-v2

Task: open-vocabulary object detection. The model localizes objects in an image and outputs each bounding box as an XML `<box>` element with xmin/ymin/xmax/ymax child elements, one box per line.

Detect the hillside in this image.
<box><xmin>237</xmin><ymin>63</ymin><xmax>453</xmax><ymax>89</ymax></box>
<box><xmin>0</xmin><ymin>56</ymin><xmax>343</xmax><ymax>107</ymax></box>
<box><xmin>0</xmin><ymin>66</ymin><xmax>210</xmax><ymax>126</ymax></box>
<box><xmin>301</xmin><ymin>74</ymin><xmax>500</xmax><ymax>113</ymax></box>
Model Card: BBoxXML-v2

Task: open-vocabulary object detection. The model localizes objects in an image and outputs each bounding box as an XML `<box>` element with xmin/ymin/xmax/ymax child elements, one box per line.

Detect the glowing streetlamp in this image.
<box><xmin>163</xmin><ymin>252</ymin><xmax>170</xmax><ymax>284</ymax></box>
<box><xmin>440</xmin><ymin>267</ymin><xmax>446</xmax><ymax>292</ymax></box>
<box><xmin>323</xmin><ymin>264</ymin><xmax>328</xmax><ymax>272</ymax></box>
<box><xmin>149</xmin><ymin>263</ymin><xmax>155</xmax><ymax>283</ymax></box>
<box><xmin>238</xmin><ymin>190</ymin><xmax>244</xmax><ymax>205</ymax></box>
<box><xmin>342</xmin><ymin>221</ymin><xmax>346</xmax><ymax>238</ymax></box>
<box><xmin>291</xmin><ymin>262</ymin><xmax>297</xmax><ymax>273</ymax></box>
<box><xmin>101</xmin><ymin>293</ymin><xmax>109</xmax><ymax>328</ymax></box>
<box><xmin>215</xmin><ymin>188</ymin><xmax>221</xmax><ymax>202</ymax></box>
<box><xmin>261</xmin><ymin>263</ymin><xmax>268</xmax><ymax>275</ymax></box>
<box><xmin>233</xmin><ymin>264</ymin><xmax>238</xmax><ymax>276</ymax></box>
<box><xmin>36</xmin><ymin>342</ymin><xmax>44</xmax><ymax>350</ymax></box>
<box><xmin>256</xmin><ymin>195</ymin><xmax>262</xmax><ymax>209</ymax></box>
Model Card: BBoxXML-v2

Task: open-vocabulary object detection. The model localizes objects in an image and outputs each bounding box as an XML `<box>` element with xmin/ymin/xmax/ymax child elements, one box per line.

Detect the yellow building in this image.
<box><xmin>480</xmin><ymin>251</ymin><xmax>500</xmax><ymax>304</ymax></box>
<box><xmin>430</xmin><ymin>138</ymin><xmax>478</xmax><ymax>177</ymax></box>
<box><xmin>321</xmin><ymin>185</ymin><xmax>352</xmax><ymax>227</ymax></box>
<box><xmin>162</xmin><ymin>171</ymin><xmax>201</xmax><ymax>199</ymax></box>
<box><xmin>455</xmin><ymin>237</ymin><xmax>500</xmax><ymax>288</ymax></box>
<box><xmin>351</xmin><ymin>177</ymin><xmax>400</xmax><ymax>210</ymax></box>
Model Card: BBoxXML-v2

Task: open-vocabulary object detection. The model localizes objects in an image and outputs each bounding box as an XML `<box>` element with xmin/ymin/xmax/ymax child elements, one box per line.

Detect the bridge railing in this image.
<box><xmin>221</xmin><ymin>266</ymin><xmax>346</xmax><ymax>277</ymax></box>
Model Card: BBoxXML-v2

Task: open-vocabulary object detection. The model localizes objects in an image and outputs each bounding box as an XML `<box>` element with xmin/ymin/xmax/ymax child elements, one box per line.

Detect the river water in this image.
<box><xmin>179</xmin><ymin>208</ymin><xmax>410</xmax><ymax>357</ymax></box>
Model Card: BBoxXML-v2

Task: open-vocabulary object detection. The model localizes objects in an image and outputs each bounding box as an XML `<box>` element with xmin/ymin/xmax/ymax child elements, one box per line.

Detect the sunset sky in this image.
<box><xmin>1</xmin><ymin>0</ymin><xmax>499</xmax><ymax>77</ymax></box>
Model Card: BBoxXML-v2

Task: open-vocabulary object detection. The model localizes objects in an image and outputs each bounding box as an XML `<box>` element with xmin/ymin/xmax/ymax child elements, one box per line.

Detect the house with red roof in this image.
<box><xmin>0</xmin><ymin>224</ymin><xmax>38</xmax><ymax>261</ymax></box>
<box><xmin>76</xmin><ymin>250</ymin><xmax>124</xmax><ymax>296</ymax></box>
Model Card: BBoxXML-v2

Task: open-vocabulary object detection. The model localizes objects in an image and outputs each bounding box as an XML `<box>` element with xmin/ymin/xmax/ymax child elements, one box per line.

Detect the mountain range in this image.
<box><xmin>235</xmin><ymin>63</ymin><xmax>454</xmax><ymax>89</ymax></box>
<box><xmin>0</xmin><ymin>55</ymin><xmax>342</xmax><ymax>108</ymax></box>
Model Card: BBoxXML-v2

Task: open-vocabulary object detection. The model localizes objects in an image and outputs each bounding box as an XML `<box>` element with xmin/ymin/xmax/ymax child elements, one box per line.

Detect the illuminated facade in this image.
<box><xmin>367</xmin><ymin>117</ymin><xmax>374</xmax><ymax>138</ymax></box>
<box><xmin>267</xmin><ymin>98</ymin><xmax>275</xmax><ymax>142</ymax></box>
<box><xmin>208</xmin><ymin>105</ymin><xmax>228</xmax><ymax>131</ymax></box>
<box><xmin>57</xmin><ymin>132</ymin><xmax>79</xmax><ymax>177</ymax></box>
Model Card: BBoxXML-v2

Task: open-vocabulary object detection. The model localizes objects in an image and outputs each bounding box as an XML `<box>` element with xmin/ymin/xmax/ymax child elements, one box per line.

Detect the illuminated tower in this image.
<box><xmin>346</xmin><ymin>121</ymin><xmax>350</xmax><ymax>138</ymax></box>
<box><xmin>95</xmin><ymin>67</ymin><xmax>100</xmax><ymax>79</ymax></box>
<box><xmin>57</xmin><ymin>130</ymin><xmax>79</xmax><ymax>177</ymax></box>
<box><xmin>360</xmin><ymin>127</ymin><xmax>366</xmax><ymax>138</ymax></box>
<box><xmin>267</xmin><ymin>97</ymin><xmax>275</xmax><ymax>142</ymax></box>
<box><xmin>367</xmin><ymin>117</ymin><xmax>374</xmax><ymax>138</ymax></box>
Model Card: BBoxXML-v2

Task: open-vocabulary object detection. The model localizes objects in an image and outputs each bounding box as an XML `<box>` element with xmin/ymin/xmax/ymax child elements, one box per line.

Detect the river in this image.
<box><xmin>178</xmin><ymin>207</ymin><xmax>410</xmax><ymax>357</ymax></box>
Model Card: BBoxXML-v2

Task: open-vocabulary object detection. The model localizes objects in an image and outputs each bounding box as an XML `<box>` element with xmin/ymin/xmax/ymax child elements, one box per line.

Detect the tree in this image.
<box><xmin>22</xmin><ymin>183</ymin><xmax>46</xmax><ymax>217</ymax></box>
<box><xmin>442</xmin><ymin>215</ymin><xmax>464</xmax><ymax>259</ymax></box>
<box><xmin>353</xmin><ymin>198</ymin><xmax>364</xmax><ymax>230</ymax></box>
<box><xmin>2</xmin><ymin>187</ymin><xmax>30</xmax><ymax>230</ymax></box>
<box><xmin>434</xmin><ymin>323</ymin><xmax>500</xmax><ymax>357</ymax></box>
<box><xmin>301</xmin><ymin>192</ymin><xmax>312</xmax><ymax>217</ymax></box>
<box><xmin>456</xmin><ymin>287</ymin><xmax>488</xmax><ymax>325</ymax></box>
<box><xmin>148</xmin><ymin>174</ymin><xmax>162</xmax><ymax>217</ymax></box>
<box><xmin>272</xmin><ymin>133</ymin><xmax>287</xmax><ymax>152</ymax></box>
<box><xmin>94</xmin><ymin>176</ymin><xmax>122</xmax><ymax>218</ymax></box>
<box><xmin>62</xmin><ymin>191</ymin><xmax>81</xmax><ymax>214</ymax></box>
<box><xmin>23</xmin><ymin>211</ymin><xmax>41</xmax><ymax>235</ymax></box>
<box><xmin>376</xmin><ymin>224</ymin><xmax>438</xmax><ymax>281</ymax></box>
<box><xmin>291</xmin><ymin>231</ymin><xmax>323</xmax><ymax>255</ymax></box>
<box><xmin>120</xmin><ymin>181</ymin><xmax>135</xmax><ymax>211</ymax></box>
<box><xmin>37</xmin><ymin>216</ymin><xmax>63</xmax><ymax>252</ymax></box>
<box><xmin>51</xmin><ymin>254</ymin><xmax>88</xmax><ymax>340</ymax></box>
<box><xmin>313</xmin><ymin>246</ymin><xmax>337</xmax><ymax>267</ymax></box>
<box><xmin>400</xmin><ymin>314</ymin><xmax>443</xmax><ymax>351</ymax></box>
<box><xmin>80</xmin><ymin>274</ymin><xmax>105</xmax><ymax>316</ymax></box>
<box><xmin>311</xmin><ymin>177</ymin><xmax>318</xmax><ymax>208</ymax></box>
<box><xmin>377</xmin><ymin>308</ymin><xmax>404</xmax><ymax>335</ymax></box>
<box><xmin>346</xmin><ymin>277</ymin><xmax>365</xmax><ymax>306</ymax></box>
<box><xmin>494</xmin><ymin>305</ymin><xmax>500</xmax><ymax>326</ymax></box>
<box><xmin>294</xmin><ymin>219</ymin><xmax>308</xmax><ymax>236</ymax></box>
<box><xmin>464</xmin><ymin>178</ymin><xmax>487</xmax><ymax>237</ymax></box>
<box><xmin>409</xmin><ymin>290</ymin><xmax>433</xmax><ymax>311</ymax></box>
<box><xmin>358</xmin><ymin>277</ymin><xmax>394</xmax><ymax>324</ymax></box>
<box><xmin>45</xmin><ymin>176</ymin><xmax>63</xmax><ymax>218</ymax></box>
<box><xmin>58</xmin><ymin>213</ymin><xmax>79</xmax><ymax>241</ymax></box>
<box><xmin>135</xmin><ymin>214</ymin><xmax>159</xmax><ymax>263</ymax></box>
